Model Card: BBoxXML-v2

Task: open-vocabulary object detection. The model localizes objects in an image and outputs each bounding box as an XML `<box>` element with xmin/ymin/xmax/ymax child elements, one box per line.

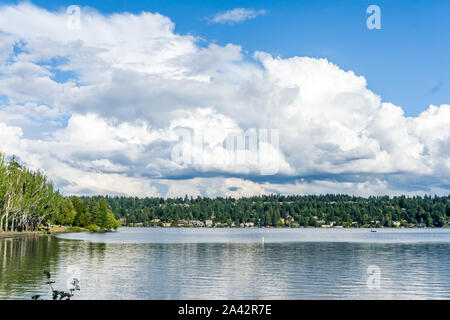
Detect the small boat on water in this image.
<box><xmin>370</xmin><ymin>229</ymin><xmax>377</xmax><ymax>232</ymax></box>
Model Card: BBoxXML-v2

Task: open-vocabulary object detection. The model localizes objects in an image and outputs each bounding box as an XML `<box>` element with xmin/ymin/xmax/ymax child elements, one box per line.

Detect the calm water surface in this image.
<box><xmin>0</xmin><ymin>228</ymin><xmax>449</xmax><ymax>299</ymax></box>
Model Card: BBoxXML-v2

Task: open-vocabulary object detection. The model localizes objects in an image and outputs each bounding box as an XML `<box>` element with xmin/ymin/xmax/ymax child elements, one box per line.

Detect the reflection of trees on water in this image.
<box><xmin>55</xmin><ymin>239</ymin><xmax>107</xmax><ymax>263</ymax></box>
<box><xmin>88</xmin><ymin>242</ymin><xmax>107</xmax><ymax>261</ymax></box>
<box><xmin>0</xmin><ymin>236</ymin><xmax>59</xmax><ymax>299</ymax></box>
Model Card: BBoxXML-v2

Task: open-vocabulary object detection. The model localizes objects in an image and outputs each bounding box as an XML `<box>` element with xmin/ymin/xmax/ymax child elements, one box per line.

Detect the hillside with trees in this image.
<box><xmin>84</xmin><ymin>194</ymin><xmax>450</xmax><ymax>228</ymax></box>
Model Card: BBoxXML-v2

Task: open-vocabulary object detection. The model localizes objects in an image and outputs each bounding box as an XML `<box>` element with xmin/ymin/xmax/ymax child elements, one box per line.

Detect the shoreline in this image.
<box><xmin>2</xmin><ymin>225</ymin><xmax>448</xmax><ymax>240</ymax></box>
<box><xmin>0</xmin><ymin>226</ymin><xmax>89</xmax><ymax>240</ymax></box>
<box><xmin>0</xmin><ymin>231</ymin><xmax>44</xmax><ymax>240</ymax></box>
<box><xmin>123</xmin><ymin>224</ymin><xmax>450</xmax><ymax>229</ymax></box>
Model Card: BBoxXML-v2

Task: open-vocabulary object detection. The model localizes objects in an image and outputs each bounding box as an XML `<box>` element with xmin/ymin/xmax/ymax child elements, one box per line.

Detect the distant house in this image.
<box><xmin>189</xmin><ymin>220</ymin><xmax>205</xmax><ymax>227</ymax></box>
<box><xmin>244</xmin><ymin>222</ymin><xmax>255</xmax><ymax>228</ymax></box>
<box><xmin>205</xmin><ymin>220</ymin><xmax>213</xmax><ymax>227</ymax></box>
<box><xmin>178</xmin><ymin>220</ymin><xmax>188</xmax><ymax>227</ymax></box>
<box><xmin>163</xmin><ymin>222</ymin><xmax>171</xmax><ymax>228</ymax></box>
<box><xmin>321</xmin><ymin>221</ymin><xmax>334</xmax><ymax>228</ymax></box>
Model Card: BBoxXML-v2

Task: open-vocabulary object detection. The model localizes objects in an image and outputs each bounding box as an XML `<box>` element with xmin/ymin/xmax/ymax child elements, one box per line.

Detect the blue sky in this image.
<box><xmin>1</xmin><ymin>0</ymin><xmax>449</xmax><ymax>116</ymax></box>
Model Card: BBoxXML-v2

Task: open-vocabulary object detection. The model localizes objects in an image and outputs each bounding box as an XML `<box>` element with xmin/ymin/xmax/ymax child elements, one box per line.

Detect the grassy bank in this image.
<box><xmin>49</xmin><ymin>225</ymin><xmax>89</xmax><ymax>233</ymax></box>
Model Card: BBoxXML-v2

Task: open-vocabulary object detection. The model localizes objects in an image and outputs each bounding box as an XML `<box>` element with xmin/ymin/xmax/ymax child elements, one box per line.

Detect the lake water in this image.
<box><xmin>0</xmin><ymin>228</ymin><xmax>449</xmax><ymax>299</ymax></box>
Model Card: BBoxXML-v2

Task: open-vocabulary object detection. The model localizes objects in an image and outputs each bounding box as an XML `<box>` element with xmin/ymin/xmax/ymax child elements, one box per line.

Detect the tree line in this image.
<box><xmin>2</xmin><ymin>151</ymin><xmax>449</xmax><ymax>230</ymax></box>
<box><xmin>0</xmin><ymin>152</ymin><xmax>120</xmax><ymax>232</ymax></box>
<box><xmin>82</xmin><ymin>194</ymin><xmax>450</xmax><ymax>228</ymax></box>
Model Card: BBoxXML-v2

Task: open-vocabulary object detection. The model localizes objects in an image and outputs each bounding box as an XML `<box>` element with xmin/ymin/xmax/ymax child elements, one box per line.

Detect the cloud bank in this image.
<box><xmin>0</xmin><ymin>3</ymin><xmax>449</xmax><ymax>198</ymax></box>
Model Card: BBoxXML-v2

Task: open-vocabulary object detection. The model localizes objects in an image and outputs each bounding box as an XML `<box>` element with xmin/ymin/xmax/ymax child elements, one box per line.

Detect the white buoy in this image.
<box><xmin>261</xmin><ymin>236</ymin><xmax>265</xmax><ymax>246</ymax></box>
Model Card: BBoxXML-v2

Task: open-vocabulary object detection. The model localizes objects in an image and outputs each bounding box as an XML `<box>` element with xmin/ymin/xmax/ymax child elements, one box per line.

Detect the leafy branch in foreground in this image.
<box><xmin>31</xmin><ymin>270</ymin><xmax>80</xmax><ymax>300</ymax></box>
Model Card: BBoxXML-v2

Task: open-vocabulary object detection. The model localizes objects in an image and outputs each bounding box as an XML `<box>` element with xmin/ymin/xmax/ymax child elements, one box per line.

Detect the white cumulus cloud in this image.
<box><xmin>0</xmin><ymin>3</ymin><xmax>449</xmax><ymax>197</ymax></box>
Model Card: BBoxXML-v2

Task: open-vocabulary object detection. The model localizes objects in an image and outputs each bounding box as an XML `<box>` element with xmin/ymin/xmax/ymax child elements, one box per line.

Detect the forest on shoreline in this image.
<box><xmin>0</xmin><ymin>152</ymin><xmax>120</xmax><ymax>233</ymax></box>
<box><xmin>1</xmin><ymin>152</ymin><xmax>449</xmax><ymax>232</ymax></box>
<box><xmin>83</xmin><ymin>193</ymin><xmax>450</xmax><ymax>229</ymax></box>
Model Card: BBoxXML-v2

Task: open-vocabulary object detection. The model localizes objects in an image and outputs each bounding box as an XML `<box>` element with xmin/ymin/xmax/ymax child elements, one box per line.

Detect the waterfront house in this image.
<box><xmin>189</xmin><ymin>220</ymin><xmax>205</xmax><ymax>227</ymax></box>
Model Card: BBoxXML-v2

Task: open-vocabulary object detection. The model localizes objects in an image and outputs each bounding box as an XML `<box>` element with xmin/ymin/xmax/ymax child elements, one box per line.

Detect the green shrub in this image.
<box><xmin>87</xmin><ymin>224</ymin><xmax>98</xmax><ymax>232</ymax></box>
<box><xmin>65</xmin><ymin>226</ymin><xmax>85</xmax><ymax>233</ymax></box>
